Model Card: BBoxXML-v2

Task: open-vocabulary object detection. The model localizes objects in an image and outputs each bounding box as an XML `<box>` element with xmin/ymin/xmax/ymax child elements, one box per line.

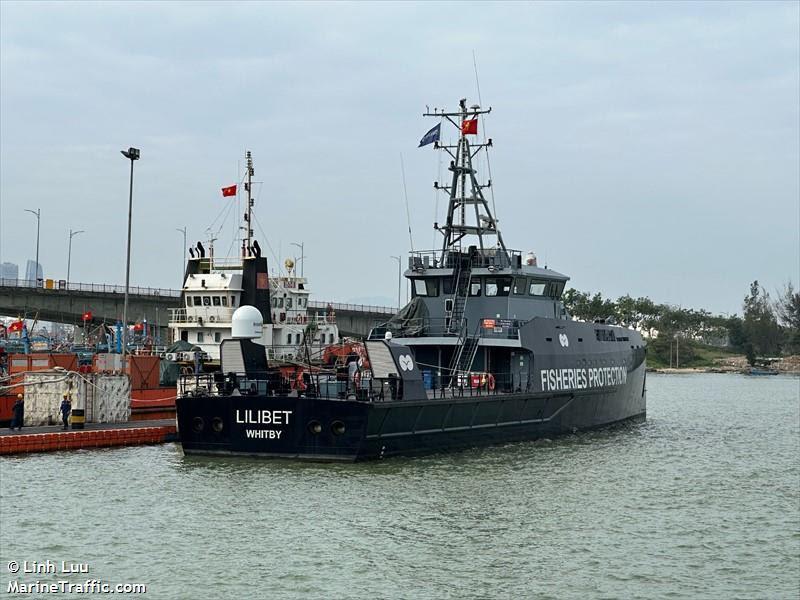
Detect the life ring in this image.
<box><xmin>187</xmin><ymin>316</ymin><xmax>194</xmax><ymax>322</ymax></box>
<box><xmin>209</xmin><ymin>316</ymin><xmax>216</xmax><ymax>323</ymax></box>
<box><xmin>487</xmin><ymin>373</ymin><xmax>496</xmax><ymax>391</ymax></box>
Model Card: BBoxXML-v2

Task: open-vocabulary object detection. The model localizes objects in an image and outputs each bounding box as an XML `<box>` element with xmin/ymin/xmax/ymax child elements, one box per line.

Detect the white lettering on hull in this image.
<box><xmin>245</xmin><ymin>429</ymin><xmax>284</xmax><ymax>439</ymax></box>
<box><xmin>540</xmin><ymin>366</ymin><xmax>628</xmax><ymax>392</ymax></box>
<box><xmin>235</xmin><ymin>409</ymin><xmax>292</xmax><ymax>425</ymax></box>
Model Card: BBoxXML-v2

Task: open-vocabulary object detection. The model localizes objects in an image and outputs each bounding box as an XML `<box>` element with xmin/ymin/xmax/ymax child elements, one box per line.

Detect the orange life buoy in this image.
<box><xmin>487</xmin><ymin>373</ymin><xmax>496</xmax><ymax>391</ymax></box>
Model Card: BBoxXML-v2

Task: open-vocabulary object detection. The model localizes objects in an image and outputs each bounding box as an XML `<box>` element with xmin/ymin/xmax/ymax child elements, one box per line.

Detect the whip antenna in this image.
<box><xmin>401</xmin><ymin>153</ymin><xmax>414</xmax><ymax>251</ymax></box>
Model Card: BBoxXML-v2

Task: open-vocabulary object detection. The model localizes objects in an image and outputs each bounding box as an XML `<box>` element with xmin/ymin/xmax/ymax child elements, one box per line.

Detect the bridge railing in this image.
<box><xmin>307</xmin><ymin>300</ymin><xmax>396</xmax><ymax>315</ymax></box>
<box><xmin>0</xmin><ymin>278</ymin><xmax>397</xmax><ymax>314</ymax></box>
<box><xmin>0</xmin><ymin>278</ymin><xmax>181</xmax><ymax>298</ymax></box>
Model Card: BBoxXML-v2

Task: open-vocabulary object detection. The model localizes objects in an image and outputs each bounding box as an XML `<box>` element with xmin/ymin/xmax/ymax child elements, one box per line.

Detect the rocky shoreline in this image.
<box><xmin>648</xmin><ymin>355</ymin><xmax>800</xmax><ymax>375</ymax></box>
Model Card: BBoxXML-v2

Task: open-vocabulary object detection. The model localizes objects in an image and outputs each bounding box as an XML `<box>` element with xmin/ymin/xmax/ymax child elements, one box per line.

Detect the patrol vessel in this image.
<box><xmin>176</xmin><ymin>99</ymin><xmax>646</xmax><ymax>460</ymax></box>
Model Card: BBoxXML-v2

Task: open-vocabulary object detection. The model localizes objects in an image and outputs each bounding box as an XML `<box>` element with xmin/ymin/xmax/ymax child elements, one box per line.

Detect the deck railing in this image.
<box><xmin>407</xmin><ymin>248</ymin><xmax>525</xmax><ymax>271</ymax></box>
<box><xmin>369</xmin><ymin>317</ymin><xmax>523</xmax><ymax>340</ymax></box>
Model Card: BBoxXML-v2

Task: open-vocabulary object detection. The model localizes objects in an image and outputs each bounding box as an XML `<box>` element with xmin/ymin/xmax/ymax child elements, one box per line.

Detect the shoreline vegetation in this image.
<box><xmin>563</xmin><ymin>280</ymin><xmax>800</xmax><ymax>374</ymax></box>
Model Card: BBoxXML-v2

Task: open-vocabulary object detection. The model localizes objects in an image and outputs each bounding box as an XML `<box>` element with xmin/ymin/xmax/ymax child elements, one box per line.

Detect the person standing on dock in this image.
<box><xmin>10</xmin><ymin>393</ymin><xmax>24</xmax><ymax>432</ymax></box>
<box><xmin>60</xmin><ymin>394</ymin><xmax>72</xmax><ymax>430</ymax></box>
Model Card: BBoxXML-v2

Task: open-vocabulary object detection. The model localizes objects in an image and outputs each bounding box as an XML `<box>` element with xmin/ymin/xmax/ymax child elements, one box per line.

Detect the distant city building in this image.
<box><xmin>24</xmin><ymin>259</ymin><xmax>43</xmax><ymax>282</ymax></box>
<box><xmin>1</xmin><ymin>262</ymin><xmax>18</xmax><ymax>282</ymax></box>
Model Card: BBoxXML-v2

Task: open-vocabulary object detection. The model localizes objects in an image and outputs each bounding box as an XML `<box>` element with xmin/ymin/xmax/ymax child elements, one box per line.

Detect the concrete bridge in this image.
<box><xmin>0</xmin><ymin>279</ymin><xmax>396</xmax><ymax>339</ymax></box>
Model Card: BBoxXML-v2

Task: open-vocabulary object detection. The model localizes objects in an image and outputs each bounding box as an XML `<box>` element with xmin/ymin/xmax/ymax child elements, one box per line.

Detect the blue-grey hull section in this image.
<box><xmin>177</xmin><ymin>363</ymin><xmax>645</xmax><ymax>461</ymax></box>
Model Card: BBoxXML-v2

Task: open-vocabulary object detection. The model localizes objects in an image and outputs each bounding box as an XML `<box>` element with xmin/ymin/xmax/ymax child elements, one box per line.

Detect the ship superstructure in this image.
<box><xmin>168</xmin><ymin>151</ymin><xmax>338</xmax><ymax>363</ymax></box>
<box><xmin>371</xmin><ymin>98</ymin><xmax>574</xmax><ymax>389</ymax></box>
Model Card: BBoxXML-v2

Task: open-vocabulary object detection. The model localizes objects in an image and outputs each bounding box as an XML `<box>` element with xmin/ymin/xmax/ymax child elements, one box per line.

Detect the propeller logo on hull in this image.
<box><xmin>559</xmin><ymin>333</ymin><xmax>569</xmax><ymax>348</ymax></box>
<box><xmin>399</xmin><ymin>355</ymin><xmax>414</xmax><ymax>371</ymax></box>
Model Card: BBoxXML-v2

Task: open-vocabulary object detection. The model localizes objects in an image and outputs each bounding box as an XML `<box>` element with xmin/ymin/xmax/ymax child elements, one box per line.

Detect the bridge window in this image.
<box><xmin>221</xmin><ymin>297</ymin><xmax>228</xmax><ymax>307</ymax></box>
<box><xmin>412</xmin><ymin>279</ymin><xmax>439</xmax><ymax>297</ymax></box>
<box><xmin>185</xmin><ymin>297</ymin><xmax>192</xmax><ymax>307</ymax></box>
<box><xmin>470</xmin><ymin>281</ymin><xmax>482</xmax><ymax>297</ymax></box>
<box><xmin>286</xmin><ymin>297</ymin><xmax>293</xmax><ymax>309</ymax></box>
<box><xmin>529</xmin><ymin>281</ymin><xmax>547</xmax><ymax>296</ymax></box>
<box><xmin>202</xmin><ymin>296</ymin><xmax>211</xmax><ymax>306</ymax></box>
<box><xmin>486</xmin><ymin>277</ymin><xmax>512</xmax><ymax>297</ymax></box>
<box><xmin>513</xmin><ymin>277</ymin><xmax>527</xmax><ymax>295</ymax></box>
<box><xmin>547</xmin><ymin>281</ymin><xmax>566</xmax><ymax>299</ymax></box>
<box><xmin>231</xmin><ymin>296</ymin><xmax>237</xmax><ymax>307</ymax></box>
<box><xmin>193</xmin><ymin>296</ymin><xmax>202</xmax><ymax>306</ymax></box>
<box><xmin>197</xmin><ymin>332</ymin><xmax>205</xmax><ymax>343</ymax></box>
<box><xmin>287</xmin><ymin>333</ymin><xmax>292</xmax><ymax>344</ymax></box>
<box><xmin>212</xmin><ymin>296</ymin><xmax>221</xmax><ymax>306</ymax></box>
<box><xmin>276</xmin><ymin>297</ymin><xmax>284</xmax><ymax>308</ymax></box>
<box><xmin>214</xmin><ymin>332</ymin><xmax>221</xmax><ymax>343</ymax></box>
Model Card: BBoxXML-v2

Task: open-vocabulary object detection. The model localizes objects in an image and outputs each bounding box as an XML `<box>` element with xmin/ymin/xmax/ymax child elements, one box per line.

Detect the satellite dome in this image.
<box><xmin>231</xmin><ymin>305</ymin><xmax>263</xmax><ymax>339</ymax></box>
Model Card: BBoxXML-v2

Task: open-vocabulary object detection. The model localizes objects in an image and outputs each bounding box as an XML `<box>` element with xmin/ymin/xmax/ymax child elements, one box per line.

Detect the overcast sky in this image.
<box><xmin>1</xmin><ymin>1</ymin><xmax>798</xmax><ymax>315</ymax></box>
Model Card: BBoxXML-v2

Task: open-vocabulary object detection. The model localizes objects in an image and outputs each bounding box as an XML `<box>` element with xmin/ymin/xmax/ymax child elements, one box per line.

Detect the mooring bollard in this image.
<box><xmin>70</xmin><ymin>408</ymin><xmax>85</xmax><ymax>430</ymax></box>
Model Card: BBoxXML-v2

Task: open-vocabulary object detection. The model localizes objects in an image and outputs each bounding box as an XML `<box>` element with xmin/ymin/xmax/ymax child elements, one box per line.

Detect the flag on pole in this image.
<box><xmin>461</xmin><ymin>119</ymin><xmax>478</xmax><ymax>135</ymax></box>
<box><xmin>82</xmin><ymin>311</ymin><xmax>92</xmax><ymax>322</ymax></box>
<box><xmin>221</xmin><ymin>184</ymin><xmax>237</xmax><ymax>197</ymax></box>
<box><xmin>418</xmin><ymin>123</ymin><xmax>441</xmax><ymax>147</ymax></box>
<box><xmin>8</xmin><ymin>320</ymin><xmax>23</xmax><ymax>333</ymax></box>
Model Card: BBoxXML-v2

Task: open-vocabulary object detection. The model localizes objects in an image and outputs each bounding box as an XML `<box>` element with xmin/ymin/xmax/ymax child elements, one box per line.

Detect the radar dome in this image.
<box><xmin>231</xmin><ymin>305</ymin><xmax>263</xmax><ymax>339</ymax></box>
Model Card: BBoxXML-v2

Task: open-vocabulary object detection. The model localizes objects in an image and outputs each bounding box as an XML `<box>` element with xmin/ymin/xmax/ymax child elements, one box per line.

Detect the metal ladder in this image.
<box><xmin>446</xmin><ymin>254</ymin><xmax>472</xmax><ymax>334</ymax></box>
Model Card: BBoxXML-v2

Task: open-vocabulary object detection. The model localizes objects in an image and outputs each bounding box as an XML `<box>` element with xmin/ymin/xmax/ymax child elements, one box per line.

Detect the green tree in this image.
<box><xmin>742</xmin><ymin>280</ymin><xmax>781</xmax><ymax>361</ymax></box>
<box><xmin>775</xmin><ymin>282</ymin><xmax>800</xmax><ymax>353</ymax></box>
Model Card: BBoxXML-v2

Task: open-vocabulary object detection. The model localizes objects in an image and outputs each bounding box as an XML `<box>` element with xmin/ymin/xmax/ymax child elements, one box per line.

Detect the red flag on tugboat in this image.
<box><xmin>461</xmin><ymin>119</ymin><xmax>478</xmax><ymax>135</ymax></box>
<box><xmin>82</xmin><ymin>311</ymin><xmax>92</xmax><ymax>322</ymax></box>
<box><xmin>221</xmin><ymin>184</ymin><xmax>237</xmax><ymax>197</ymax></box>
<box><xmin>8</xmin><ymin>320</ymin><xmax>23</xmax><ymax>332</ymax></box>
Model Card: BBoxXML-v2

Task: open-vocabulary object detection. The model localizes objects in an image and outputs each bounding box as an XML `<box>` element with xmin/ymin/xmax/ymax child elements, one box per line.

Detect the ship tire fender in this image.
<box><xmin>487</xmin><ymin>373</ymin><xmax>496</xmax><ymax>391</ymax></box>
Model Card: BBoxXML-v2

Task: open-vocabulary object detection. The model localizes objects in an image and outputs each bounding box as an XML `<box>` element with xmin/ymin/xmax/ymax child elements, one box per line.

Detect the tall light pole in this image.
<box><xmin>120</xmin><ymin>147</ymin><xmax>140</xmax><ymax>359</ymax></box>
<box><xmin>290</xmin><ymin>241</ymin><xmax>305</xmax><ymax>277</ymax></box>
<box><xmin>390</xmin><ymin>256</ymin><xmax>401</xmax><ymax>311</ymax></box>
<box><xmin>24</xmin><ymin>208</ymin><xmax>41</xmax><ymax>284</ymax></box>
<box><xmin>66</xmin><ymin>229</ymin><xmax>85</xmax><ymax>286</ymax></box>
<box><xmin>176</xmin><ymin>227</ymin><xmax>187</xmax><ymax>283</ymax></box>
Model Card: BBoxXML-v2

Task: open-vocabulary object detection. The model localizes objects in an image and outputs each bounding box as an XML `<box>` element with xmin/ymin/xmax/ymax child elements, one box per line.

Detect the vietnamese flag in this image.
<box><xmin>461</xmin><ymin>119</ymin><xmax>478</xmax><ymax>135</ymax></box>
<box><xmin>8</xmin><ymin>320</ymin><xmax>23</xmax><ymax>333</ymax></box>
<box><xmin>221</xmin><ymin>184</ymin><xmax>237</xmax><ymax>197</ymax></box>
<box><xmin>82</xmin><ymin>311</ymin><xmax>92</xmax><ymax>322</ymax></box>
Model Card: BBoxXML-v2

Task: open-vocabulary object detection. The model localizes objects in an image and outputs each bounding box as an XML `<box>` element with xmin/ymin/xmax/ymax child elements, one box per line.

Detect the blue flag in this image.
<box><xmin>418</xmin><ymin>123</ymin><xmax>441</xmax><ymax>147</ymax></box>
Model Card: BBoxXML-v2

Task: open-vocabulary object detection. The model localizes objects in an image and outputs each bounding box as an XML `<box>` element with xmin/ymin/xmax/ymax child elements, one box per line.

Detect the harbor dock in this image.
<box><xmin>0</xmin><ymin>419</ymin><xmax>176</xmax><ymax>455</ymax></box>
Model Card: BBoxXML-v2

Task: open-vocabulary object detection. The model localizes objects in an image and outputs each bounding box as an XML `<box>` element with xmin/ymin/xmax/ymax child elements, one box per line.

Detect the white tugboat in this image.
<box><xmin>167</xmin><ymin>151</ymin><xmax>339</xmax><ymax>364</ymax></box>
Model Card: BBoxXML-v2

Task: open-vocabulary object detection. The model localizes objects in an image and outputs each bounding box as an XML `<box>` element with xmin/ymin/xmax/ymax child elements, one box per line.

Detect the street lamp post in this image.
<box><xmin>120</xmin><ymin>147</ymin><xmax>140</xmax><ymax>359</ymax></box>
<box><xmin>67</xmin><ymin>229</ymin><xmax>85</xmax><ymax>286</ymax></box>
<box><xmin>24</xmin><ymin>208</ymin><xmax>41</xmax><ymax>285</ymax></box>
<box><xmin>290</xmin><ymin>242</ymin><xmax>305</xmax><ymax>278</ymax></box>
<box><xmin>390</xmin><ymin>256</ymin><xmax>401</xmax><ymax>311</ymax></box>
<box><xmin>176</xmin><ymin>227</ymin><xmax>187</xmax><ymax>283</ymax></box>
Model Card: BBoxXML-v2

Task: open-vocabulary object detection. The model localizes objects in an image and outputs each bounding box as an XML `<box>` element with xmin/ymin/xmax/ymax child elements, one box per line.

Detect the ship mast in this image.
<box><xmin>241</xmin><ymin>150</ymin><xmax>255</xmax><ymax>258</ymax></box>
<box><xmin>424</xmin><ymin>98</ymin><xmax>507</xmax><ymax>259</ymax></box>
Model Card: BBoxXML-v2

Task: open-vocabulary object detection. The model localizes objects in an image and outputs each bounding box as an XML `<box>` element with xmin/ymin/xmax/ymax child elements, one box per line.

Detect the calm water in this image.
<box><xmin>1</xmin><ymin>374</ymin><xmax>798</xmax><ymax>599</ymax></box>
